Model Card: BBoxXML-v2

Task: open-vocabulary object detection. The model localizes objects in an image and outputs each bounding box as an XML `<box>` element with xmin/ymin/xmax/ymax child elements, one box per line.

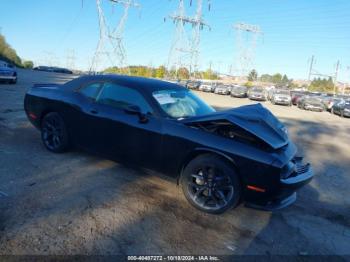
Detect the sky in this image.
<box><xmin>0</xmin><ymin>0</ymin><xmax>350</xmax><ymax>82</ymax></box>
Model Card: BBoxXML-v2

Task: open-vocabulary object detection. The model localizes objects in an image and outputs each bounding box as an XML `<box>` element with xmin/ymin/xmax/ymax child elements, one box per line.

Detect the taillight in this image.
<box><xmin>247</xmin><ymin>185</ymin><xmax>266</xmax><ymax>193</ymax></box>
<box><xmin>29</xmin><ymin>112</ymin><xmax>38</xmax><ymax>120</ymax></box>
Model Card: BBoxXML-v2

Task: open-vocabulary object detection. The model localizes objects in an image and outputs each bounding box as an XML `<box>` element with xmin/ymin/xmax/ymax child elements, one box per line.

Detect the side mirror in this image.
<box><xmin>124</xmin><ymin>105</ymin><xmax>149</xmax><ymax>123</ymax></box>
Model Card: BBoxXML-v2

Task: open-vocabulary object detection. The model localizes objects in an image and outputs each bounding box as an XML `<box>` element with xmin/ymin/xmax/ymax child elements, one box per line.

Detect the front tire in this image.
<box><xmin>41</xmin><ymin>112</ymin><xmax>69</xmax><ymax>153</ymax></box>
<box><xmin>181</xmin><ymin>154</ymin><xmax>241</xmax><ymax>214</ymax></box>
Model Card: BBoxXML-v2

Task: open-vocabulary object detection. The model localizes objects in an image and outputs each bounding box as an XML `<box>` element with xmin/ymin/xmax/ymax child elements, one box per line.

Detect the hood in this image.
<box><xmin>232</xmin><ymin>88</ymin><xmax>247</xmax><ymax>93</ymax></box>
<box><xmin>305</xmin><ymin>97</ymin><xmax>323</xmax><ymax>105</ymax></box>
<box><xmin>250</xmin><ymin>91</ymin><xmax>264</xmax><ymax>95</ymax></box>
<box><xmin>274</xmin><ymin>94</ymin><xmax>291</xmax><ymax>99</ymax></box>
<box><xmin>182</xmin><ymin>103</ymin><xmax>289</xmax><ymax>150</ymax></box>
<box><xmin>216</xmin><ymin>87</ymin><xmax>228</xmax><ymax>91</ymax></box>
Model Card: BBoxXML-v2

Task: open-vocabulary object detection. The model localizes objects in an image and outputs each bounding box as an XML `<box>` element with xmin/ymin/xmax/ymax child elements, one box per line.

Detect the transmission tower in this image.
<box><xmin>234</xmin><ymin>22</ymin><xmax>262</xmax><ymax>78</ymax></box>
<box><xmin>90</xmin><ymin>0</ymin><xmax>140</xmax><ymax>73</ymax></box>
<box><xmin>190</xmin><ymin>0</ymin><xmax>211</xmax><ymax>78</ymax></box>
<box><xmin>167</xmin><ymin>0</ymin><xmax>210</xmax><ymax>79</ymax></box>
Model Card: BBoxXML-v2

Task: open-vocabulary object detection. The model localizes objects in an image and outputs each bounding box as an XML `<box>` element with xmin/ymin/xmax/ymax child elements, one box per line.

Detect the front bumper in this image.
<box><xmin>231</xmin><ymin>93</ymin><xmax>246</xmax><ymax>98</ymax></box>
<box><xmin>215</xmin><ymin>90</ymin><xmax>229</xmax><ymax>95</ymax></box>
<box><xmin>245</xmin><ymin>157</ymin><xmax>313</xmax><ymax>211</ymax></box>
<box><xmin>343</xmin><ymin>110</ymin><xmax>350</xmax><ymax>117</ymax></box>
<box><xmin>304</xmin><ymin>104</ymin><xmax>324</xmax><ymax>111</ymax></box>
<box><xmin>274</xmin><ymin>99</ymin><xmax>291</xmax><ymax>105</ymax></box>
<box><xmin>249</xmin><ymin>95</ymin><xmax>266</xmax><ymax>101</ymax></box>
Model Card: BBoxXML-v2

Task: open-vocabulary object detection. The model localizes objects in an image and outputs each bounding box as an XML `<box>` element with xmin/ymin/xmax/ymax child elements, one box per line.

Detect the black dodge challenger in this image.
<box><xmin>24</xmin><ymin>75</ymin><xmax>313</xmax><ymax>214</ymax></box>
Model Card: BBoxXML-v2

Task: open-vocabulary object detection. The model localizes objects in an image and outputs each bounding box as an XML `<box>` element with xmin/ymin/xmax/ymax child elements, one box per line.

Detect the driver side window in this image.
<box><xmin>97</xmin><ymin>82</ymin><xmax>153</xmax><ymax>114</ymax></box>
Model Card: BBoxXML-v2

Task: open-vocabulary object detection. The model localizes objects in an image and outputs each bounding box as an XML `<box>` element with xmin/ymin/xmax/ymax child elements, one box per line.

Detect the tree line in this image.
<box><xmin>309</xmin><ymin>77</ymin><xmax>335</xmax><ymax>93</ymax></box>
<box><xmin>248</xmin><ymin>69</ymin><xmax>337</xmax><ymax>92</ymax></box>
<box><xmin>104</xmin><ymin>66</ymin><xmax>219</xmax><ymax>80</ymax></box>
<box><xmin>248</xmin><ymin>69</ymin><xmax>293</xmax><ymax>86</ymax></box>
<box><xmin>0</xmin><ymin>34</ymin><xmax>33</xmax><ymax>68</ymax></box>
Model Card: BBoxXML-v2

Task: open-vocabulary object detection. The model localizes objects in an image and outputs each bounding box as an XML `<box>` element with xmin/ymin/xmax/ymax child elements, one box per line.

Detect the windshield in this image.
<box><xmin>275</xmin><ymin>90</ymin><xmax>290</xmax><ymax>95</ymax></box>
<box><xmin>153</xmin><ymin>89</ymin><xmax>215</xmax><ymax>119</ymax></box>
<box><xmin>251</xmin><ymin>87</ymin><xmax>263</xmax><ymax>92</ymax></box>
<box><xmin>233</xmin><ymin>86</ymin><xmax>246</xmax><ymax>91</ymax></box>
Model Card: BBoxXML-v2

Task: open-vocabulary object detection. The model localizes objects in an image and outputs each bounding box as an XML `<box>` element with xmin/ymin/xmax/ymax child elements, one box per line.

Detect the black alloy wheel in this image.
<box><xmin>181</xmin><ymin>154</ymin><xmax>241</xmax><ymax>214</ymax></box>
<box><xmin>41</xmin><ymin>112</ymin><xmax>69</xmax><ymax>153</ymax></box>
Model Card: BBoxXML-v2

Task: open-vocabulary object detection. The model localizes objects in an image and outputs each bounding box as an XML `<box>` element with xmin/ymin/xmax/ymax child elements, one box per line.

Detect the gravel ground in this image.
<box><xmin>0</xmin><ymin>70</ymin><xmax>349</xmax><ymax>255</ymax></box>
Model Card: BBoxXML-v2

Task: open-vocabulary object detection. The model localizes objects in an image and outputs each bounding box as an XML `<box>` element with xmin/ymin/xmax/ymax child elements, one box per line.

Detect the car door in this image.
<box><xmin>88</xmin><ymin>82</ymin><xmax>163</xmax><ymax>170</ymax></box>
<box><xmin>65</xmin><ymin>81</ymin><xmax>104</xmax><ymax>149</ymax></box>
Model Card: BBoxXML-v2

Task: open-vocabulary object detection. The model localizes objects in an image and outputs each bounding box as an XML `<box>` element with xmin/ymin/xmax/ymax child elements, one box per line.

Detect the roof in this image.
<box><xmin>77</xmin><ymin>74</ymin><xmax>185</xmax><ymax>93</ymax></box>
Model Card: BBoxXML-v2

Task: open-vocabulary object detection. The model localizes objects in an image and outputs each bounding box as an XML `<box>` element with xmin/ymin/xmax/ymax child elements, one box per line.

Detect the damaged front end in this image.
<box><xmin>182</xmin><ymin>103</ymin><xmax>289</xmax><ymax>150</ymax></box>
<box><xmin>181</xmin><ymin>103</ymin><xmax>313</xmax><ymax>210</ymax></box>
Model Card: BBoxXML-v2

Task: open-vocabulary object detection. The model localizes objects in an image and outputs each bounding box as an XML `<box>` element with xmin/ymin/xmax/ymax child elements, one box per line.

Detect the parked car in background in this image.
<box><xmin>187</xmin><ymin>80</ymin><xmax>201</xmax><ymax>90</ymax></box>
<box><xmin>33</xmin><ymin>66</ymin><xmax>55</xmax><ymax>72</ymax></box>
<box><xmin>198</xmin><ymin>83</ymin><xmax>212</xmax><ymax>92</ymax></box>
<box><xmin>298</xmin><ymin>95</ymin><xmax>325</xmax><ymax>112</ymax></box>
<box><xmin>271</xmin><ymin>89</ymin><xmax>292</xmax><ymax>106</ymax></box>
<box><xmin>331</xmin><ymin>99</ymin><xmax>350</xmax><ymax>117</ymax></box>
<box><xmin>214</xmin><ymin>85</ymin><xmax>231</xmax><ymax>95</ymax></box>
<box><xmin>33</xmin><ymin>66</ymin><xmax>73</xmax><ymax>74</ymax></box>
<box><xmin>230</xmin><ymin>85</ymin><xmax>248</xmax><ymax>98</ymax></box>
<box><xmin>248</xmin><ymin>87</ymin><xmax>267</xmax><ymax>101</ymax></box>
<box><xmin>321</xmin><ymin>96</ymin><xmax>342</xmax><ymax>112</ymax></box>
<box><xmin>291</xmin><ymin>91</ymin><xmax>307</xmax><ymax>105</ymax></box>
<box><xmin>0</xmin><ymin>60</ymin><xmax>17</xmax><ymax>84</ymax></box>
<box><xmin>24</xmin><ymin>74</ymin><xmax>313</xmax><ymax>213</ymax></box>
<box><xmin>53</xmin><ymin>67</ymin><xmax>73</xmax><ymax>74</ymax></box>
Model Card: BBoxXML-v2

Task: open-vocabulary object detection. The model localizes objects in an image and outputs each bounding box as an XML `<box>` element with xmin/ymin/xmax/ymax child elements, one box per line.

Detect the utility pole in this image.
<box><xmin>333</xmin><ymin>60</ymin><xmax>340</xmax><ymax>95</ymax></box>
<box><xmin>166</xmin><ymin>0</ymin><xmax>210</xmax><ymax>79</ymax></box>
<box><xmin>308</xmin><ymin>57</ymin><xmax>341</xmax><ymax>94</ymax></box>
<box><xmin>66</xmin><ymin>49</ymin><xmax>76</xmax><ymax>70</ymax></box>
<box><xmin>308</xmin><ymin>55</ymin><xmax>315</xmax><ymax>82</ymax></box>
<box><xmin>217</xmin><ymin>60</ymin><xmax>222</xmax><ymax>74</ymax></box>
<box><xmin>234</xmin><ymin>22</ymin><xmax>262</xmax><ymax>79</ymax></box>
<box><xmin>90</xmin><ymin>0</ymin><xmax>140</xmax><ymax>73</ymax></box>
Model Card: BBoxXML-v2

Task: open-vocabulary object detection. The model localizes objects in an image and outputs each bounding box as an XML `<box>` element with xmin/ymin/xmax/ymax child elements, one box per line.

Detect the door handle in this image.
<box><xmin>90</xmin><ymin>109</ymin><xmax>98</xmax><ymax>114</ymax></box>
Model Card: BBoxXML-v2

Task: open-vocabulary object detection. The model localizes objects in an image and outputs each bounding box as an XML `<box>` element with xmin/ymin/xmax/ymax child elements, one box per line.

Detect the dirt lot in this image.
<box><xmin>0</xmin><ymin>69</ymin><xmax>350</xmax><ymax>255</ymax></box>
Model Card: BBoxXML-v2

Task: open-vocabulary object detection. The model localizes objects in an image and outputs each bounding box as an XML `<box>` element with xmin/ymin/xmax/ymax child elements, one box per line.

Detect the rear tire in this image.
<box><xmin>180</xmin><ymin>154</ymin><xmax>241</xmax><ymax>214</ymax></box>
<box><xmin>41</xmin><ymin>112</ymin><xmax>69</xmax><ymax>153</ymax></box>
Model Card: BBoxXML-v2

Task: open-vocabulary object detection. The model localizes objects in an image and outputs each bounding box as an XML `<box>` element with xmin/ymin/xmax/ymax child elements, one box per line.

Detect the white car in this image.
<box><xmin>198</xmin><ymin>84</ymin><xmax>212</xmax><ymax>92</ymax></box>
<box><xmin>0</xmin><ymin>60</ymin><xmax>17</xmax><ymax>84</ymax></box>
